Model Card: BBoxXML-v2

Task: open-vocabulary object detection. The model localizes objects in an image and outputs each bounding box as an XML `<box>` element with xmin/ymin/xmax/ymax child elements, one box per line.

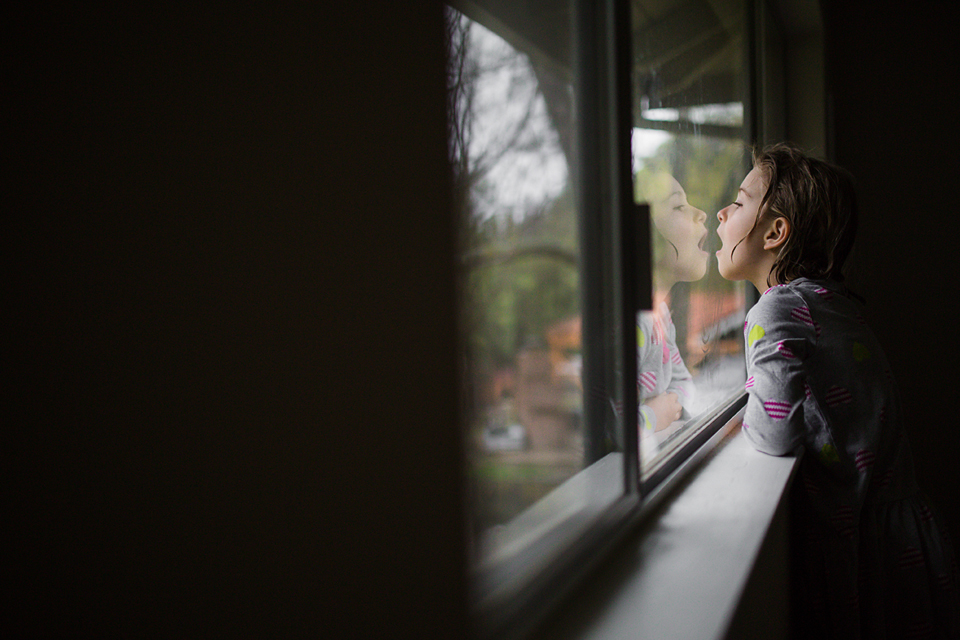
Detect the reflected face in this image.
<box><xmin>716</xmin><ymin>167</ymin><xmax>766</xmax><ymax>283</ymax></box>
<box><xmin>650</xmin><ymin>175</ymin><xmax>710</xmax><ymax>283</ymax></box>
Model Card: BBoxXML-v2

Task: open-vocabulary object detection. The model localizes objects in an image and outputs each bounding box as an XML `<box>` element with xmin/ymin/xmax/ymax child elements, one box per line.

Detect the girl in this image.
<box><xmin>716</xmin><ymin>143</ymin><xmax>960</xmax><ymax>638</ymax></box>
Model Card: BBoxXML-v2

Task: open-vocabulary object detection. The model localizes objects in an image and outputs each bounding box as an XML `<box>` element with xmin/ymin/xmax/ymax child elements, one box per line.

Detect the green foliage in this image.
<box><xmin>461</xmin><ymin>184</ymin><xmax>579</xmax><ymax>370</ymax></box>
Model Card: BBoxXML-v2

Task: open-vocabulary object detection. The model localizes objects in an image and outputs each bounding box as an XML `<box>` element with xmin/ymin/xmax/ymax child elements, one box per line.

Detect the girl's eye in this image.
<box><xmin>732</xmin><ymin>201</ymin><xmax>742</xmax><ymax>207</ymax></box>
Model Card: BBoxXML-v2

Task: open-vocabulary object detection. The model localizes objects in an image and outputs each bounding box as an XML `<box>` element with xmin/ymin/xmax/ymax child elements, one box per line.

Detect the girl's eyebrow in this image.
<box><xmin>738</xmin><ymin>186</ymin><xmax>753</xmax><ymax>198</ymax></box>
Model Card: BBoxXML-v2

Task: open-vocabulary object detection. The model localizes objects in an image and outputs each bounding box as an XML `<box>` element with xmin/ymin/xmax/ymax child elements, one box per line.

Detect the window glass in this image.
<box><xmin>449</xmin><ymin>0</ymin><xmax>752</xmax><ymax>627</ymax></box>
<box><xmin>630</xmin><ymin>0</ymin><xmax>749</xmax><ymax>479</ymax></box>
<box><xmin>446</xmin><ymin>3</ymin><xmax>619</xmax><ymax>577</ymax></box>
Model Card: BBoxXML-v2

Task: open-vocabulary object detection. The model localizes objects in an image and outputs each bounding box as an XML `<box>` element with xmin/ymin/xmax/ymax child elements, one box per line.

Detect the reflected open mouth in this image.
<box><xmin>698</xmin><ymin>233</ymin><xmax>707</xmax><ymax>251</ymax></box>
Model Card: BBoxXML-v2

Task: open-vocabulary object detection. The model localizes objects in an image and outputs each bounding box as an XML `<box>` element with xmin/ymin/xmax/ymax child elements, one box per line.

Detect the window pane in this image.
<box><xmin>447</xmin><ymin>2</ymin><xmax>624</xmax><ymax>581</ymax></box>
<box><xmin>630</xmin><ymin>0</ymin><xmax>748</xmax><ymax>477</ymax></box>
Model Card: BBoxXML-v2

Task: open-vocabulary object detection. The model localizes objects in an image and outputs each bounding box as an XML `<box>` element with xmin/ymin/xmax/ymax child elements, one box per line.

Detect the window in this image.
<box><xmin>448</xmin><ymin>0</ymin><xmax>751</xmax><ymax>636</ymax></box>
<box><xmin>630</xmin><ymin>0</ymin><xmax>750</xmax><ymax>487</ymax></box>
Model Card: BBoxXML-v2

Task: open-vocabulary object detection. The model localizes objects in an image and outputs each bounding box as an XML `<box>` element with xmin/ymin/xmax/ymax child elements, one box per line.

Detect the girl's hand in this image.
<box><xmin>644</xmin><ymin>392</ymin><xmax>682</xmax><ymax>431</ymax></box>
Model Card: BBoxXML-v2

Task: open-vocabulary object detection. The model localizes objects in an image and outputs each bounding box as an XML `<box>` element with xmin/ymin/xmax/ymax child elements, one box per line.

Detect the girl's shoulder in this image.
<box><xmin>749</xmin><ymin>278</ymin><xmax>853</xmax><ymax>330</ymax></box>
<box><xmin>749</xmin><ymin>278</ymin><xmax>864</xmax><ymax>337</ymax></box>
<box><xmin>751</xmin><ymin>280</ymin><xmax>808</xmax><ymax>315</ymax></box>
<box><xmin>757</xmin><ymin>278</ymin><xmax>851</xmax><ymax>309</ymax></box>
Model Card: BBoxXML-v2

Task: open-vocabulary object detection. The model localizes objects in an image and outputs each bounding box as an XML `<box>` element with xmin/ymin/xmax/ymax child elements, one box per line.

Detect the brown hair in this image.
<box><xmin>751</xmin><ymin>143</ymin><xmax>858</xmax><ymax>287</ymax></box>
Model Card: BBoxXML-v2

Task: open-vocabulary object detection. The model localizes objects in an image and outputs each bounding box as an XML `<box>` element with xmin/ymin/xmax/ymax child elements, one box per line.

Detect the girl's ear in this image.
<box><xmin>763</xmin><ymin>216</ymin><xmax>790</xmax><ymax>250</ymax></box>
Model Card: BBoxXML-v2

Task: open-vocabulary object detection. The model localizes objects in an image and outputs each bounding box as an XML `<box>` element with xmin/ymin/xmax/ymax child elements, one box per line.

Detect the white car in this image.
<box><xmin>482</xmin><ymin>423</ymin><xmax>527</xmax><ymax>451</ymax></box>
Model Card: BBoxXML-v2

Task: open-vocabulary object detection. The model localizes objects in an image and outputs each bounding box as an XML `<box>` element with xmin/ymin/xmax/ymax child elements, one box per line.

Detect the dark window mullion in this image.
<box><xmin>608</xmin><ymin>0</ymin><xmax>643</xmax><ymax>495</ymax></box>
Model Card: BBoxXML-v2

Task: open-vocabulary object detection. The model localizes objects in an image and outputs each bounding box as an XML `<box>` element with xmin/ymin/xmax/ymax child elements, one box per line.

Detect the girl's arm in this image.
<box><xmin>741</xmin><ymin>288</ymin><xmax>816</xmax><ymax>456</ymax></box>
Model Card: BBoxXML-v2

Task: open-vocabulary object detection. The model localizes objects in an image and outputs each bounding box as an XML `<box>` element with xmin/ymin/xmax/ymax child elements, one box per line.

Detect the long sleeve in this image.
<box><xmin>741</xmin><ymin>286</ymin><xmax>817</xmax><ymax>456</ymax></box>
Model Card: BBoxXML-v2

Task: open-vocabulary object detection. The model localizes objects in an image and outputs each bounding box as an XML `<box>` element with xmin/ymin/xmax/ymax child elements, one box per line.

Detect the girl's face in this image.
<box><xmin>716</xmin><ymin>167</ymin><xmax>768</xmax><ymax>285</ymax></box>
<box><xmin>651</xmin><ymin>175</ymin><xmax>709</xmax><ymax>284</ymax></box>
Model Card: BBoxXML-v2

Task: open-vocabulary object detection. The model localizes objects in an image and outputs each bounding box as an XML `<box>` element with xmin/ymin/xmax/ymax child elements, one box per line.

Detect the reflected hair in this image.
<box><xmin>750</xmin><ymin>143</ymin><xmax>859</xmax><ymax>287</ymax></box>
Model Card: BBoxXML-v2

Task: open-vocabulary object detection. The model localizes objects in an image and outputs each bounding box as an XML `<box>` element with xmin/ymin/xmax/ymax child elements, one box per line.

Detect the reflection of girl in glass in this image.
<box><xmin>634</xmin><ymin>171</ymin><xmax>710</xmax><ymax>448</ymax></box>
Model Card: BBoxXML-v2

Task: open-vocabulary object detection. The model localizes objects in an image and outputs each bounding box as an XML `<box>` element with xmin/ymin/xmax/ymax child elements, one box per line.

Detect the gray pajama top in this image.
<box><xmin>741</xmin><ymin>278</ymin><xmax>959</xmax><ymax>638</ymax></box>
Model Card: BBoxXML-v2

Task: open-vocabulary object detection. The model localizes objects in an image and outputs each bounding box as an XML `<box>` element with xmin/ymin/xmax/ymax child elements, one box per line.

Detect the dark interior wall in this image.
<box><xmin>9</xmin><ymin>4</ymin><xmax>467</xmax><ymax>637</ymax></box>
<box><xmin>822</xmin><ymin>0</ymin><xmax>960</xmax><ymax>540</ymax></box>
